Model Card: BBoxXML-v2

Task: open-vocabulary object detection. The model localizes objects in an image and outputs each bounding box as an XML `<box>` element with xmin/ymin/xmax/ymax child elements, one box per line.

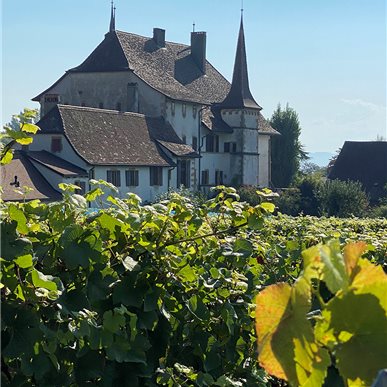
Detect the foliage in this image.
<box><xmin>256</xmin><ymin>240</ymin><xmax>387</xmax><ymax>387</ymax></box>
<box><xmin>0</xmin><ymin>109</ymin><xmax>40</xmax><ymax>165</ymax></box>
<box><xmin>155</xmin><ymin>185</ymin><xmax>207</xmax><ymax>207</ymax></box>
<box><xmin>1</xmin><ymin>186</ymin><xmax>278</xmax><ymax>386</ymax></box>
<box><xmin>270</xmin><ymin>104</ymin><xmax>308</xmax><ymax>187</ymax></box>
<box><xmin>316</xmin><ymin>179</ymin><xmax>369</xmax><ymax>217</ymax></box>
<box><xmin>272</xmin><ymin>188</ymin><xmax>301</xmax><ymax>216</ymax></box>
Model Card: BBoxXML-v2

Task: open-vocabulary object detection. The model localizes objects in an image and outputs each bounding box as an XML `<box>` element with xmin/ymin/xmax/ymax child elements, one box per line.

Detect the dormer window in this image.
<box><xmin>51</xmin><ymin>137</ymin><xmax>62</xmax><ymax>153</ymax></box>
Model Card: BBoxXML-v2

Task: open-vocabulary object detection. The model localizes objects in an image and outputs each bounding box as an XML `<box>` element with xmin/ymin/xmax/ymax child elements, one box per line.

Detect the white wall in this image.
<box><xmin>93</xmin><ymin>165</ymin><xmax>171</xmax><ymax>203</ymax></box>
<box><xmin>29</xmin><ymin>134</ymin><xmax>89</xmax><ymax>170</ymax></box>
<box><xmin>40</xmin><ymin>72</ymin><xmax>165</xmax><ymax>117</ymax></box>
<box><xmin>258</xmin><ymin>135</ymin><xmax>270</xmax><ymax>187</ymax></box>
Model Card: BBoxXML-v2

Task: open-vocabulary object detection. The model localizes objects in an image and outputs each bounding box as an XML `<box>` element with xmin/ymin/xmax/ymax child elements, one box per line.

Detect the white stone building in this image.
<box><xmin>3</xmin><ymin>7</ymin><xmax>278</xmax><ymax>203</ymax></box>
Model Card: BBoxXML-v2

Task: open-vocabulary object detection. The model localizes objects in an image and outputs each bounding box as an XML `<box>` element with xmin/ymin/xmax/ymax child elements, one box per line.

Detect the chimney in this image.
<box><xmin>191</xmin><ymin>31</ymin><xmax>207</xmax><ymax>74</ymax></box>
<box><xmin>153</xmin><ymin>28</ymin><xmax>165</xmax><ymax>48</ymax></box>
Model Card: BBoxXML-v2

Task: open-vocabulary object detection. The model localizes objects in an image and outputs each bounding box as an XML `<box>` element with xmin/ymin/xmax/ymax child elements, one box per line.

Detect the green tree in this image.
<box><xmin>270</xmin><ymin>104</ymin><xmax>308</xmax><ymax>187</ymax></box>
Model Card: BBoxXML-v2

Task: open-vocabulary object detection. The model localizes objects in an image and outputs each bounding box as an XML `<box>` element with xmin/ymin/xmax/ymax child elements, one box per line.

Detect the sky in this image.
<box><xmin>2</xmin><ymin>0</ymin><xmax>386</xmax><ymax>153</ymax></box>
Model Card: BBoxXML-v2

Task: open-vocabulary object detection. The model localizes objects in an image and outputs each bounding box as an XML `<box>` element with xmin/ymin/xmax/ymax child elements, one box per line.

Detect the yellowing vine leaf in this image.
<box><xmin>256</xmin><ymin>279</ymin><xmax>329</xmax><ymax>386</ymax></box>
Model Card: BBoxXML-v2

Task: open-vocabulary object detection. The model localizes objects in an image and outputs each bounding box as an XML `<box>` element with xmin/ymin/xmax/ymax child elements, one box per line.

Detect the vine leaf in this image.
<box><xmin>256</xmin><ymin>279</ymin><xmax>329</xmax><ymax>386</ymax></box>
<box><xmin>315</xmin><ymin>291</ymin><xmax>387</xmax><ymax>386</ymax></box>
<box><xmin>302</xmin><ymin>240</ymin><xmax>348</xmax><ymax>294</ymax></box>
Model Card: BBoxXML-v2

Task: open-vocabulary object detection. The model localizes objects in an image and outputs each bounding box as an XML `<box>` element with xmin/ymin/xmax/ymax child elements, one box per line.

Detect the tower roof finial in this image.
<box><xmin>109</xmin><ymin>1</ymin><xmax>116</xmax><ymax>33</ymax></box>
<box><xmin>217</xmin><ymin>10</ymin><xmax>262</xmax><ymax>111</ymax></box>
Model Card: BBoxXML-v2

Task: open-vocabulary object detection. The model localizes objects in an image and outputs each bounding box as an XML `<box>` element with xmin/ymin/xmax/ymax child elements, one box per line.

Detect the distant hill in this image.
<box><xmin>308</xmin><ymin>152</ymin><xmax>334</xmax><ymax>167</ymax></box>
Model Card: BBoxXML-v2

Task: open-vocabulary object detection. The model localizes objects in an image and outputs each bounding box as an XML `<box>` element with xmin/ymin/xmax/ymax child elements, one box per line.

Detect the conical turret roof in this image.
<box><xmin>218</xmin><ymin>17</ymin><xmax>261</xmax><ymax>110</ymax></box>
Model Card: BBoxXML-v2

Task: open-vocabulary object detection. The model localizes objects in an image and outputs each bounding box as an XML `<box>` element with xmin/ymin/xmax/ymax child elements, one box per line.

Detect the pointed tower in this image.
<box><xmin>109</xmin><ymin>1</ymin><xmax>116</xmax><ymax>33</ymax></box>
<box><xmin>216</xmin><ymin>14</ymin><xmax>269</xmax><ymax>187</ymax></box>
<box><xmin>218</xmin><ymin>15</ymin><xmax>261</xmax><ymax>110</ymax></box>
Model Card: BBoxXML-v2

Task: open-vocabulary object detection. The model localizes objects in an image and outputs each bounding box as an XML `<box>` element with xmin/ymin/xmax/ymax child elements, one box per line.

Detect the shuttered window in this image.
<box><xmin>150</xmin><ymin>167</ymin><xmax>163</xmax><ymax>186</ymax></box>
<box><xmin>107</xmin><ymin>170</ymin><xmax>121</xmax><ymax>187</ymax></box>
<box><xmin>126</xmin><ymin>170</ymin><xmax>139</xmax><ymax>186</ymax></box>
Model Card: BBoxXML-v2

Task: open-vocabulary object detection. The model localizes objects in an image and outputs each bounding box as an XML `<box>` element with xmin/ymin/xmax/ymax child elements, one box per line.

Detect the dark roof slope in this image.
<box><xmin>217</xmin><ymin>18</ymin><xmax>261</xmax><ymax>110</ymax></box>
<box><xmin>35</xmin><ymin>30</ymin><xmax>231</xmax><ymax>105</ymax></box>
<box><xmin>1</xmin><ymin>151</ymin><xmax>62</xmax><ymax>202</ymax></box>
<box><xmin>328</xmin><ymin>141</ymin><xmax>387</xmax><ymax>201</ymax></box>
<box><xmin>28</xmin><ymin>151</ymin><xmax>88</xmax><ymax>177</ymax></box>
<box><xmin>37</xmin><ymin>105</ymin><xmax>196</xmax><ymax>166</ymax></box>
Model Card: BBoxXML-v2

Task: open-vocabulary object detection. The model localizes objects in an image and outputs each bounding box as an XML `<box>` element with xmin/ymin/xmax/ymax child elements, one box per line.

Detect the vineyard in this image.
<box><xmin>1</xmin><ymin>184</ymin><xmax>386</xmax><ymax>386</ymax></box>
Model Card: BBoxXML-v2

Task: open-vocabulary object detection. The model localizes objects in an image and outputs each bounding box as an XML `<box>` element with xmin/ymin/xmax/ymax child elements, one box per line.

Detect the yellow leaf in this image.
<box><xmin>343</xmin><ymin>242</ymin><xmax>367</xmax><ymax>279</ymax></box>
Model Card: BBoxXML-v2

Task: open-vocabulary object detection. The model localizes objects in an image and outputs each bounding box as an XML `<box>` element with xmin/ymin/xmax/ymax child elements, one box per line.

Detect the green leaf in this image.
<box><xmin>31</xmin><ymin>270</ymin><xmax>58</xmax><ymax>291</ymax></box>
<box><xmin>9</xmin><ymin>204</ymin><xmax>29</xmax><ymax>234</ymax></box>
<box><xmin>261</xmin><ymin>202</ymin><xmax>276</xmax><ymax>212</ymax></box>
<box><xmin>315</xmin><ymin>291</ymin><xmax>387</xmax><ymax>386</ymax></box>
<box><xmin>103</xmin><ymin>310</ymin><xmax>126</xmax><ymax>333</ymax></box>
<box><xmin>256</xmin><ymin>279</ymin><xmax>330</xmax><ymax>386</ymax></box>
<box><xmin>177</xmin><ymin>264</ymin><xmax>196</xmax><ymax>282</ymax></box>
<box><xmin>14</xmin><ymin>254</ymin><xmax>33</xmax><ymax>268</ymax></box>
<box><xmin>85</xmin><ymin>187</ymin><xmax>104</xmax><ymax>201</ymax></box>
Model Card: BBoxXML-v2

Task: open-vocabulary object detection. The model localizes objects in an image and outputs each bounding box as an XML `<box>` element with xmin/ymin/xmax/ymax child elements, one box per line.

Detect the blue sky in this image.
<box><xmin>2</xmin><ymin>0</ymin><xmax>386</xmax><ymax>153</ymax></box>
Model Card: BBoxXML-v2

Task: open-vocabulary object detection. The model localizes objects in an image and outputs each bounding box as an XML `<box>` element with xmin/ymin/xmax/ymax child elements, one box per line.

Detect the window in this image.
<box><xmin>126</xmin><ymin>170</ymin><xmax>139</xmax><ymax>186</ymax></box>
<box><xmin>89</xmin><ymin>168</ymin><xmax>95</xmax><ymax>179</ymax></box>
<box><xmin>74</xmin><ymin>181</ymin><xmax>86</xmax><ymax>195</ymax></box>
<box><xmin>51</xmin><ymin>137</ymin><xmax>62</xmax><ymax>153</ymax></box>
<box><xmin>182</xmin><ymin>103</ymin><xmax>186</xmax><ymax>117</ymax></box>
<box><xmin>99</xmin><ymin>102</ymin><xmax>104</xmax><ymax>109</ymax></box>
<box><xmin>182</xmin><ymin>135</ymin><xmax>186</xmax><ymax>144</ymax></box>
<box><xmin>127</xmin><ymin>82</ymin><xmax>139</xmax><ymax>112</ymax></box>
<box><xmin>116</xmin><ymin>102</ymin><xmax>121</xmax><ymax>111</ymax></box>
<box><xmin>193</xmin><ymin>106</ymin><xmax>197</xmax><ymax>118</ymax></box>
<box><xmin>215</xmin><ymin>170</ymin><xmax>224</xmax><ymax>185</ymax></box>
<box><xmin>150</xmin><ymin>167</ymin><xmax>163</xmax><ymax>186</ymax></box>
<box><xmin>224</xmin><ymin>142</ymin><xmax>236</xmax><ymax>153</ymax></box>
<box><xmin>171</xmin><ymin>101</ymin><xmax>175</xmax><ymax>116</ymax></box>
<box><xmin>107</xmin><ymin>170</ymin><xmax>121</xmax><ymax>187</ymax></box>
<box><xmin>192</xmin><ymin>136</ymin><xmax>198</xmax><ymax>151</ymax></box>
<box><xmin>201</xmin><ymin>170</ymin><xmax>209</xmax><ymax>185</ymax></box>
<box><xmin>206</xmin><ymin>134</ymin><xmax>219</xmax><ymax>152</ymax></box>
<box><xmin>177</xmin><ymin>160</ymin><xmax>190</xmax><ymax>188</ymax></box>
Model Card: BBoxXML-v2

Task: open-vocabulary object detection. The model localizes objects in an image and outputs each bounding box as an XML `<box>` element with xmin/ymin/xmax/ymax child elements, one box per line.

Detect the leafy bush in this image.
<box><xmin>273</xmin><ymin>188</ymin><xmax>301</xmax><ymax>216</ymax></box>
<box><xmin>1</xmin><ymin>185</ymin><xmax>276</xmax><ymax>386</ymax></box>
<box><xmin>316</xmin><ymin>179</ymin><xmax>369</xmax><ymax>217</ymax></box>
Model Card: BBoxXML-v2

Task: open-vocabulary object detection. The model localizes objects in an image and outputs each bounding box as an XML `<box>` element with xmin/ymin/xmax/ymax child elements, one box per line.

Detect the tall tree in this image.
<box><xmin>270</xmin><ymin>104</ymin><xmax>308</xmax><ymax>187</ymax></box>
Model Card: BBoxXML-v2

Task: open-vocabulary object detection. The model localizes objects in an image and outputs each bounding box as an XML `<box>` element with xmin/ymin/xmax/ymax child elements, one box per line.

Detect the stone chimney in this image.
<box><xmin>153</xmin><ymin>28</ymin><xmax>165</xmax><ymax>48</ymax></box>
<box><xmin>191</xmin><ymin>31</ymin><xmax>206</xmax><ymax>74</ymax></box>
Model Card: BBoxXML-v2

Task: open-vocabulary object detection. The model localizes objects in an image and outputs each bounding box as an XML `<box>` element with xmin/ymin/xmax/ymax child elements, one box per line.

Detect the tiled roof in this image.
<box><xmin>217</xmin><ymin>18</ymin><xmax>262</xmax><ymax>110</ymax></box>
<box><xmin>157</xmin><ymin>141</ymin><xmax>199</xmax><ymax>158</ymax></box>
<box><xmin>1</xmin><ymin>151</ymin><xmax>62</xmax><ymax>202</ymax></box>
<box><xmin>27</xmin><ymin>151</ymin><xmax>88</xmax><ymax>177</ymax></box>
<box><xmin>328</xmin><ymin>141</ymin><xmax>387</xmax><ymax>201</ymax></box>
<box><xmin>61</xmin><ymin>30</ymin><xmax>231</xmax><ymax>105</ymax></box>
<box><xmin>257</xmin><ymin>113</ymin><xmax>280</xmax><ymax>135</ymax></box>
<box><xmin>37</xmin><ymin>105</ymin><xmax>196</xmax><ymax>166</ymax></box>
<box><xmin>201</xmin><ymin>108</ymin><xmax>233</xmax><ymax>133</ymax></box>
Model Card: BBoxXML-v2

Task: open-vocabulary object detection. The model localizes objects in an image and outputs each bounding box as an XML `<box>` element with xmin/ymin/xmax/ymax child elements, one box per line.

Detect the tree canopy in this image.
<box><xmin>270</xmin><ymin>104</ymin><xmax>308</xmax><ymax>187</ymax></box>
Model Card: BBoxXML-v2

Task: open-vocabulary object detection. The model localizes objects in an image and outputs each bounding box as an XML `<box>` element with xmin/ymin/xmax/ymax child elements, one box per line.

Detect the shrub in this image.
<box><xmin>273</xmin><ymin>188</ymin><xmax>301</xmax><ymax>216</ymax></box>
<box><xmin>316</xmin><ymin>179</ymin><xmax>369</xmax><ymax>217</ymax></box>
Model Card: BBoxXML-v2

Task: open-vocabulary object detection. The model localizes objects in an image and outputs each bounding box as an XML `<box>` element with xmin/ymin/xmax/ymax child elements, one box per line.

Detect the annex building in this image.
<box><xmin>3</xmin><ymin>6</ymin><xmax>278</xmax><ymax>203</ymax></box>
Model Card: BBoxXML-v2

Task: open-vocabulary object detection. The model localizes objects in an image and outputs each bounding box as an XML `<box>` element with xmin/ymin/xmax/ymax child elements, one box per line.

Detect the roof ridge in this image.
<box><xmin>57</xmin><ymin>104</ymin><xmax>161</xmax><ymax>119</ymax></box>
<box><xmin>115</xmin><ymin>29</ymin><xmax>190</xmax><ymax>48</ymax></box>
